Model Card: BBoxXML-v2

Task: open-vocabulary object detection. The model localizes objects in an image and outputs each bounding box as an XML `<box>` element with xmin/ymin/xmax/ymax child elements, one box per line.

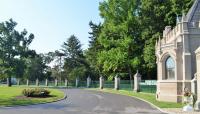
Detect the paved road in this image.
<box><xmin>0</xmin><ymin>89</ymin><xmax>166</xmax><ymax>114</ymax></box>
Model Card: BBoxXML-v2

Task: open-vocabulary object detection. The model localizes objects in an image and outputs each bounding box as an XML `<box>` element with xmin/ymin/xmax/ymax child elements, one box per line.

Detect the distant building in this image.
<box><xmin>155</xmin><ymin>0</ymin><xmax>200</xmax><ymax>102</ymax></box>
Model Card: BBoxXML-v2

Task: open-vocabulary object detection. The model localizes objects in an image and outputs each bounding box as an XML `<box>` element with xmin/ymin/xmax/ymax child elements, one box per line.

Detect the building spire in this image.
<box><xmin>186</xmin><ymin>0</ymin><xmax>200</xmax><ymax>22</ymax></box>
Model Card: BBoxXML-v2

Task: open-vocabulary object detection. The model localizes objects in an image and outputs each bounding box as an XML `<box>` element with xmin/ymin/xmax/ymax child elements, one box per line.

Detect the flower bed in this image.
<box><xmin>22</xmin><ymin>88</ymin><xmax>50</xmax><ymax>97</ymax></box>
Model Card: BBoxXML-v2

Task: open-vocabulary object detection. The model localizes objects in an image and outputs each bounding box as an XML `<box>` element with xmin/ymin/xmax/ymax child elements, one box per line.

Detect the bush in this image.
<box><xmin>22</xmin><ymin>88</ymin><xmax>50</xmax><ymax>97</ymax></box>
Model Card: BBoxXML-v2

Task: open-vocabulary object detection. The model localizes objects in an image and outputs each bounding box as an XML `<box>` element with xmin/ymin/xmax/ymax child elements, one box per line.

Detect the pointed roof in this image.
<box><xmin>186</xmin><ymin>0</ymin><xmax>200</xmax><ymax>22</ymax></box>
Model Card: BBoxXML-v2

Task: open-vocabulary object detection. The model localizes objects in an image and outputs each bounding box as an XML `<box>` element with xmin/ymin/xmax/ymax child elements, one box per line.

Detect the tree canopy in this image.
<box><xmin>86</xmin><ymin>0</ymin><xmax>194</xmax><ymax>80</ymax></box>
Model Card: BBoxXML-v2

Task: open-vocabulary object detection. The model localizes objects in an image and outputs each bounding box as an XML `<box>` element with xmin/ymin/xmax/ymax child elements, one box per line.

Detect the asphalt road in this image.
<box><xmin>0</xmin><ymin>89</ymin><xmax>166</xmax><ymax>114</ymax></box>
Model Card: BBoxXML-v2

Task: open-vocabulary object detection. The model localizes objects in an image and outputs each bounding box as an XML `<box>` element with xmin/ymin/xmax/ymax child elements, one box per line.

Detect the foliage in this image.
<box><xmin>85</xmin><ymin>21</ymin><xmax>102</xmax><ymax>80</ymax></box>
<box><xmin>85</xmin><ymin>0</ymin><xmax>194</xmax><ymax>80</ymax></box>
<box><xmin>0</xmin><ymin>19</ymin><xmax>35</xmax><ymax>86</ymax></box>
<box><xmin>22</xmin><ymin>88</ymin><xmax>50</xmax><ymax>97</ymax></box>
<box><xmin>24</xmin><ymin>54</ymin><xmax>47</xmax><ymax>81</ymax></box>
<box><xmin>96</xmin><ymin>0</ymin><xmax>141</xmax><ymax>80</ymax></box>
<box><xmin>62</xmin><ymin>35</ymin><xmax>88</xmax><ymax>80</ymax></box>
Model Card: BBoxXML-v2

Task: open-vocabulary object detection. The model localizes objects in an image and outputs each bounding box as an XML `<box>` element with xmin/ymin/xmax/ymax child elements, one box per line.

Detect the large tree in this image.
<box><xmin>97</xmin><ymin>0</ymin><xmax>141</xmax><ymax>80</ymax></box>
<box><xmin>62</xmin><ymin>35</ymin><xmax>87</xmax><ymax>80</ymax></box>
<box><xmin>0</xmin><ymin>19</ymin><xmax>35</xmax><ymax>86</ymax></box>
<box><xmin>87</xmin><ymin>0</ymin><xmax>194</xmax><ymax>80</ymax></box>
<box><xmin>85</xmin><ymin>21</ymin><xmax>102</xmax><ymax>80</ymax></box>
<box><xmin>140</xmin><ymin>0</ymin><xmax>193</xmax><ymax>79</ymax></box>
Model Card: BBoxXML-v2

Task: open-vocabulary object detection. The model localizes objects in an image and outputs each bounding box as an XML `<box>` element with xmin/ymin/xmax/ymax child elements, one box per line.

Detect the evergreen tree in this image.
<box><xmin>85</xmin><ymin>21</ymin><xmax>102</xmax><ymax>79</ymax></box>
<box><xmin>62</xmin><ymin>35</ymin><xmax>86</xmax><ymax>80</ymax></box>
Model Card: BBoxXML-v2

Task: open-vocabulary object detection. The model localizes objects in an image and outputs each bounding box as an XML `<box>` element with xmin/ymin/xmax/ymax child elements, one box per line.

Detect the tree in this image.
<box><xmin>89</xmin><ymin>0</ymin><xmax>194</xmax><ymax>80</ymax></box>
<box><xmin>24</xmin><ymin>54</ymin><xmax>47</xmax><ymax>81</ymax></box>
<box><xmin>0</xmin><ymin>19</ymin><xmax>34</xmax><ymax>86</ymax></box>
<box><xmin>85</xmin><ymin>21</ymin><xmax>102</xmax><ymax>80</ymax></box>
<box><xmin>97</xmin><ymin>0</ymin><xmax>141</xmax><ymax>81</ymax></box>
<box><xmin>62</xmin><ymin>35</ymin><xmax>87</xmax><ymax>80</ymax></box>
<box><xmin>140</xmin><ymin>0</ymin><xmax>193</xmax><ymax>79</ymax></box>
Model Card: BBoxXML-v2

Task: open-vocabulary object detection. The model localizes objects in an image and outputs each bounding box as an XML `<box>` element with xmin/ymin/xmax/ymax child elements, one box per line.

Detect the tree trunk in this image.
<box><xmin>147</xmin><ymin>70</ymin><xmax>151</xmax><ymax>79</ymax></box>
<box><xmin>7</xmin><ymin>77</ymin><xmax>12</xmax><ymax>87</ymax></box>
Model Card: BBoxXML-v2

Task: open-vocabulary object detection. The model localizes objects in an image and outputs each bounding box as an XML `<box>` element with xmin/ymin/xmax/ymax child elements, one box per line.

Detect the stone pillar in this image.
<box><xmin>65</xmin><ymin>79</ymin><xmax>68</xmax><ymax>87</ymax></box>
<box><xmin>195</xmin><ymin>47</ymin><xmax>200</xmax><ymax>110</ymax></box>
<box><xmin>87</xmin><ymin>77</ymin><xmax>91</xmax><ymax>88</ymax></box>
<box><xmin>17</xmin><ymin>78</ymin><xmax>20</xmax><ymax>86</ymax></box>
<box><xmin>134</xmin><ymin>71</ymin><xmax>141</xmax><ymax>92</ymax></box>
<box><xmin>26</xmin><ymin>79</ymin><xmax>29</xmax><ymax>86</ymax></box>
<box><xmin>45</xmin><ymin>79</ymin><xmax>48</xmax><ymax>86</ymax></box>
<box><xmin>76</xmin><ymin>78</ymin><xmax>79</xmax><ymax>87</ymax></box>
<box><xmin>36</xmin><ymin>78</ymin><xmax>39</xmax><ymax>86</ymax></box>
<box><xmin>114</xmin><ymin>75</ymin><xmax>120</xmax><ymax>90</ymax></box>
<box><xmin>99</xmin><ymin>76</ymin><xmax>104</xmax><ymax>89</ymax></box>
<box><xmin>55</xmin><ymin>79</ymin><xmax>58</xmax><ymax>86</ymax></box>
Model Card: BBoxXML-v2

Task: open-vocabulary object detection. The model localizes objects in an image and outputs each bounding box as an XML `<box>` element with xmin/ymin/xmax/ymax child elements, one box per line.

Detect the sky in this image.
<box><xmin>0</xmin><ymin>0</ymin><xmax>102</xmax><ymax>53</ymax></box>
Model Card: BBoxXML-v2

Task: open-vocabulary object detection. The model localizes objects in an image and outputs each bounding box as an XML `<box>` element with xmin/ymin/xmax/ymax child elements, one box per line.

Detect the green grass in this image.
<box><xmin>0</xmin><ymin>86</ymin><xmax>64</xmax><ymax>106</ymax></box>
<box><xmin>89</xmin><ymin>88</ymin><xmax>184</xmax><ymax>108</ymax></box>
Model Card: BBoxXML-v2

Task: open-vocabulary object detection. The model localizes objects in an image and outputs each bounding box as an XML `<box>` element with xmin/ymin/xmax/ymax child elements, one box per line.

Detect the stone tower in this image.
<box><xmin>156</xmin><ymin>0</ymin><xmax>200</xmax><ymax>102</ymax></box>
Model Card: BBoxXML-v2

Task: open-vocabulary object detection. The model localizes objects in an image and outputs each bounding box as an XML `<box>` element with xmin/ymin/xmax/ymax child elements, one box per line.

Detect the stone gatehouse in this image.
<box><xmin>155</xmin><ymin>0</ymin><xmax>200</xmax><ymax>102</ymax></box>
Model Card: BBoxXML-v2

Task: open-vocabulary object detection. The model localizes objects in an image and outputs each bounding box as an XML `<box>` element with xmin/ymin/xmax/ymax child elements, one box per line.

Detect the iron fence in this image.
<box><xmin>140</xmin><ymin>80</ymin><xmax>157</xmax><ymax>93</ymax></box>
<box><xmin>120</xmin><ymin>80</ymin><xmax>133</xmax><ymax>91</ymax></box>
<box><xmin>0</xmin><ymin>79</ymin><xmax>157</xmax><ymax>94</ymax></box>
<box><xmin>104</xmin><ymin>81</ymin><xmax>114</xmax><ymax>88</ymax></box>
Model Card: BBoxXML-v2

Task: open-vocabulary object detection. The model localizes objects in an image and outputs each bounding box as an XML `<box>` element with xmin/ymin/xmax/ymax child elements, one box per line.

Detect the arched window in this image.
<box><xmin>165</xmin><ymin>56</ymin><xmax>175</xmax><ymax>79</ymax></box>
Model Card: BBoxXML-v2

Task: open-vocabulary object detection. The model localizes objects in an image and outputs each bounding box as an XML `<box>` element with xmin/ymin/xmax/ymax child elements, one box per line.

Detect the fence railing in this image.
<box><xmin>140</xmin><ymin>80</ymin><xmax>157</xmax><ymax>93</ymax></box>
<box><xmin>0</xmin><ymin>79</ymin><xmax>157</xmax><ymax>94</ymax></box>
<box><xmin>120</xmin><ymin>80</ymin><xmax>133</xmax><ymax>90</ymax></box>
<box><xmin>104</xmin><ymin>81</ymin><xmax>114</xmax><ymax>88</ymax></box>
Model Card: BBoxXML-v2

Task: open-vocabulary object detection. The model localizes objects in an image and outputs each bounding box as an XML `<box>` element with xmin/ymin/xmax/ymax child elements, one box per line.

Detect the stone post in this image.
<box><xmin>99</xmin><ymin>76</ymin><xmax>104</xmax><ymax>89</ymax></box>
<box><xmin>87</xmin><ymin>77</ymin><xmax>91</xmax><ymax>88</ymax></box>
<box><xmin>26</xmin><ymin>79</ymin><xmax>29</xmax><ymax>86</ymax></box>
<box><xmin>114</xmin><ymin>75</ymin><xmax>120</xmax><ymax>90</ymax></box>
<box><xmin>76</xmin><ymin>78</ymin><xmax>79</xmax><ymax>87</ymax></box>
<box><xmin>195</xmin><ymin>47</ymin><xmax>200</xmax><ymax>110</ymax></box>
<box><xmin>55</xmin><ymin>79</ymin><xmax>58</xmax><ymax>86</ymax></box>
<box><xmin>17</xmin><ymin>78</ymin><xmax>20</xmax><ymax>86</ymax></box>
<box><xmin>45</xmin><ymin>79</ymin><xmax>48</xmax><ymax>86</ymax></box>
<box><xmin>65</xmin><ymin>79</ymin><xmax>68</xmax><ymax>87</ymax></box>
<box><xmin>134</xmin><ymin>71</ymin><xmax>141</xmax><ymax>92</ymax></box>
<box><xmin>36</xmin><ymin>78</ymin><xmax>39</xmax><ymax>86</ymax></box>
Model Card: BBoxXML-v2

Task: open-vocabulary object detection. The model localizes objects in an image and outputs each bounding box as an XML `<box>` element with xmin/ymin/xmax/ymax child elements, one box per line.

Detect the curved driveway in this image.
<box><xmin>0</xmin><ymin>89</ymin><xmax>166</xmax><ymax>114</ymax></box>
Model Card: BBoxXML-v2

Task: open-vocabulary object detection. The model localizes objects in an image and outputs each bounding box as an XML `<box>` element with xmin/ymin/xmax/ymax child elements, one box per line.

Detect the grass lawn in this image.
<box><xmin>89</xmin><ymin>88</ymin><xmax>184</xmax><ymax>108</ymax></box>
<box><xmin>0</xmin><ymin>86</ymin><xmax>64</xmax><ymax>106</ymax></box>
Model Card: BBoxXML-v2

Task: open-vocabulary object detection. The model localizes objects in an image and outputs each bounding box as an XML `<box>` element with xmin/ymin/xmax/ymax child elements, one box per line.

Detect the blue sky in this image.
<box><xmin>0</xmin><ymin>0</ymin><xmax>102</xmax><ymax>53</ymax></box>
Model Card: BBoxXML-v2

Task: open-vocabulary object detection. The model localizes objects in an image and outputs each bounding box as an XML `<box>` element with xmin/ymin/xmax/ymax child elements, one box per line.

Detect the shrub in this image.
<box><xmin>22</xmin><ymin>88</ymin><xmax>50</xmax><ymax>97</ymax></box>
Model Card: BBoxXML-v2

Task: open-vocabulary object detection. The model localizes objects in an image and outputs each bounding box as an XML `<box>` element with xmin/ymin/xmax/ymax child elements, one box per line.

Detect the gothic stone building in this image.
<box><xmin>156</xmin><ymin>0</ymin><xmax>200</xmax><ymax>102</ymax></box>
